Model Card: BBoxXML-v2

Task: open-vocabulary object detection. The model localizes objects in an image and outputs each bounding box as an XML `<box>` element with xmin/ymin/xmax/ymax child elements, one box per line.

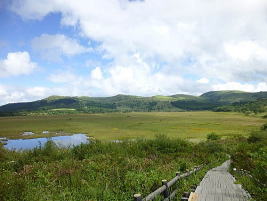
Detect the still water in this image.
<box><xmin>4</xmin><ymin>134</ymin><xmax>89</xmax><ymax>150</ymax></box>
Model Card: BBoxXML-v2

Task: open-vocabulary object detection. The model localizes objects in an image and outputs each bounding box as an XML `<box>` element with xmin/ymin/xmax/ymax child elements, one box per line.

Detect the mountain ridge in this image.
<box><xmin>0</xmin><ymin>90</ymin><xmax>266</xmax><ymax>115</ymax></box>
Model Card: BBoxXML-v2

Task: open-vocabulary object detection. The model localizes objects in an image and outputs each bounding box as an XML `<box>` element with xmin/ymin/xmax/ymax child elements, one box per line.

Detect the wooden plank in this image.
<box><xmin>195</xmin><ymin>160</ymin><xmax>251</xmax><ymax>201</ymax></box>
<box><xmin>188</xmin><ymin>192</ymin><xmax>198</xmax><ymax>201</ymax></box>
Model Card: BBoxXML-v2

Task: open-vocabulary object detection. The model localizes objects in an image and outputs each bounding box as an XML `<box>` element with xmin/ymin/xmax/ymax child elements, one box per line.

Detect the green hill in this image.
<box><xmin>0</xmin><ymin>90</ymin><xmax>266</xmax><ymax>115</ymax></box>
<box><xmin>201</xmin><ymin>90</ymin><xmax>267</xmax><ymax>103</ymax></box>
<box><xmin>214</xmin><ymin>98</ymin><xmax>267</xmax><ymax>114</ymax></box>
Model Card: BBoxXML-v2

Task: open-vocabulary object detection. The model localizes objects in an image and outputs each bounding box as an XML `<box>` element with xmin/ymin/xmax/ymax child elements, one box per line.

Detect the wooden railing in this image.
<box><xmin>133</xmin><ymin>165</ymin><xmax>203</xmax><ymax>201</ymax></box>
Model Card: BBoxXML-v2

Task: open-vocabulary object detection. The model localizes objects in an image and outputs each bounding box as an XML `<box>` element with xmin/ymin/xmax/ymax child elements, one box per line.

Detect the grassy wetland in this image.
<box><xmin>0</xmin><ymin>135</ymin><xmax>228</xmax><ymax>201</ymax></box>
<box><xmin>0</xmin><ymin>111</ymin><xmax>265</xmax><ymax>140</ymax></box>
<box><xmin>1</xmin><ymin>0</ymin><xmax>267</xmax><ymax>199</ymax></box>
<box><xmin>0</xmin><ymin>111</ymin><xmax>266</xmax><ymax>200</ymax></box>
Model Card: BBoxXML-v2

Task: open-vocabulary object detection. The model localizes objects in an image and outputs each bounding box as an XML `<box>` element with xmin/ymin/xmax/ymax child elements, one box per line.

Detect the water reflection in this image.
<box><xmin>4</xmin><ymin>134</ymin><xmax>89</xmax><ymax>150</ymax></box>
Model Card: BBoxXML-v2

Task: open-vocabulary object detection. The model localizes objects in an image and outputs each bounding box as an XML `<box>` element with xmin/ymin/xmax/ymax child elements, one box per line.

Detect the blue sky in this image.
<box><xmin>0</xmin><ymin>0</ymin><xmax>267</xmax><ymax>105</ymax></box>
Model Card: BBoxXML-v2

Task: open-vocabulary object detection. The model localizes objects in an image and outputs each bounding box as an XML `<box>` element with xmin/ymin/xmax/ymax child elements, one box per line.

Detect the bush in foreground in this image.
<box><xmin>0</xmin><ymin>135</ymin><xmax>226</xmax><ymax>201</ymax></box>
<box><xmin>231</xmin><ymin>130</ymin><xmax>267</xmax><ymax>201</ymax></box>
<box><xmin>207</xmin><ymin>132</ymin><xmax>221</xmax><ymax>141</ymax></box>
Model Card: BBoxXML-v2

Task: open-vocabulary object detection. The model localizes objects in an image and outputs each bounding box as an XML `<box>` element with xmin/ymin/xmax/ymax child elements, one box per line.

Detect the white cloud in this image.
<box><xmin>0</xmin><ymin>84</ymin><xmax>67</xmax><ymax>105</ymax></box>
<box><xmin>7</xmin><ymin>0</ymin><xmax>267</xmax><ymax>99</ymax></box>
<box><xmin>25</xmin><ymin>86</ymin><xmax>49</xmax><ymax>97</ymax></box>
<box><xmin>90</xmin><ymin>67</ymin><xmax>103</xmax><ymax>80</ymax></box>
<box><xmin>48</xmin><ymin>54</ymin><xmax>186</xmax><ymax>97</ymax></box>
<box><xmin>224</xmin><ymin>41</ymin><xmax>267</xmax><ymax>62</ymax></box>
<box><xmin>48</xmin><ymin>71</ymin><xmax>78</xmax><ymax>83</ymax></box>
<box><xmin>212</xmin><ymin>82</ymin><xmax>267</xmax><ymax>92</ymax></box>
<box><xmin>85</xmin><ymin>53</ymin><xmax>186</xmax><ymax>96</ymax></box>
<box><xmin>12</xmin><ymin>1</ymin><xmax>267</xmax><ymax>70</ymax></box>
<box><xmin>0</xmin><ymin>85</ymin><xmax>7</xmax><ymax>96</ymax></box>
<box><xmin>197</xmin><ymin>78</ymin><xmax>209</xmax><ymax>84</ymax></box>
<box><xmin>0</xmin><ymin>51</ymin><xmax>37</xmax><ymax>77</ymax></box>
<box><xmin>0</xmin><ymin>85</ymin><xmax>36</xmax><ymax>105</ymax></box>
<box><xmin>31</xmin><ymin>34</ymin><xmax>90</xmax><ymax>61</ymax></box>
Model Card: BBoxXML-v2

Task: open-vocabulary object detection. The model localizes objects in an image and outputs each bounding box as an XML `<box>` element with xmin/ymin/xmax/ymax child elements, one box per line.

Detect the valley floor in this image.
<box><xmin>0</xmin><ymin>111</ymin><xmax>265</xmax><ymax>140</ymax></box>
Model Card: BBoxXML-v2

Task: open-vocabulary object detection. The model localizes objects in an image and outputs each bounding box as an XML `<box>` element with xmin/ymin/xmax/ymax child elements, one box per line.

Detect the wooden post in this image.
<box><xmin>190</xmin><ymin>185</ymin><xmax>197</xmax><ymax>192</ymax></box>
<box><xmin>181</xmin><ymin>192</ymin><xmax>190</xmax><ymax>201</ymax></box>
<box><xmin>162</xmin><ymin>179</ymin><xmax>170</xmax><ymax>199</ymax></box>
<box><xmin>184</xmin><ymin>192</ymin><xmax>190</xmax><ymax>197</ymax></box>
<box><xmin>176</xmin><ymin>171</ymin><xmax>180</xmax><ymax>176</ymax></box>
<box><xmin>133</xmin><ymin>193</ymin><xmax>142</xmax><ymax>201</ymax></box>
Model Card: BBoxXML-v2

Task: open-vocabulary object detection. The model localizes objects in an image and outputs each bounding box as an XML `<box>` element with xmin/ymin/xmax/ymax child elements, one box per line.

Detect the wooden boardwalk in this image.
<box><xmin>195</xmin><ymin>160</ymin><xmax>250</xmax><ymax>201</ymax></box>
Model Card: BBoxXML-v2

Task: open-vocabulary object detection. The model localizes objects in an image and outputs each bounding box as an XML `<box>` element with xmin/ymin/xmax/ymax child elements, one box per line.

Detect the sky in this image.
<box><xmin>0</xmin><ymin>0</ymin><xmax>267</xmax><ymax>105</ymax></box>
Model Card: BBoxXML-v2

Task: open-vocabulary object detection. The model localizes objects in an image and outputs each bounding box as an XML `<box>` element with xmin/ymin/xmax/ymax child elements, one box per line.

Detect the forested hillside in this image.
<box><xmin>0</xmin><ymin>91</ymin><xmax>266</xmax><ymax>116</ymax></box>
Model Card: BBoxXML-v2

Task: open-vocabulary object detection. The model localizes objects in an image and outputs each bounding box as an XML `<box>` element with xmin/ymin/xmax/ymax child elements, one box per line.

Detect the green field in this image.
<box><xmin>0</xmin><ymin>111</ymin><xmax>265</xmax><ymax>140</ymax></box>
<box><xmin>1</xmin><ymin>111</ymin><xmax>266</xmax><ymax>201</ymax></box>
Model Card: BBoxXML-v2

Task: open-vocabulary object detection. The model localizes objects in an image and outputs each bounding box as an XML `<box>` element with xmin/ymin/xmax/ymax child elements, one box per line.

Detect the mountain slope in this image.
<box><xmin>0</xmin><ymin>90</ymin><xmax>267</xmax><ymax>115</ymax></box>
<box><xmin>201</xmin><ymin>90</ymin><xmax>267</xmax><ymax>103</ymax></box>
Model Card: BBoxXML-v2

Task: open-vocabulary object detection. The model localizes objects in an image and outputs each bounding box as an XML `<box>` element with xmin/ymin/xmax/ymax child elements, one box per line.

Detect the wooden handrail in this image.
<box><xmin>133</xmin><ymin>165</ymin><xmax>203</xmax><ymax>201</ymax></box>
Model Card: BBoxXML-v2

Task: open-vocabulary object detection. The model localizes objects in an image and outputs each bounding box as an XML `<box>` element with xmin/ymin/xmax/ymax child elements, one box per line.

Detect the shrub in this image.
<box><xmin>202</xmin><ymin>141</ymin><xmax>223</xmax><ymax>153</ymax></box>
<box><xmin>147</xmin><ymin>134</ymin><xmax>190</xmax><ymax>153</ymax></box>
<box><xmin>0</xmin><ymin>143</ymin><xmax>6</xmax><ymax>161</ymax></box>
<box><xmin>261</xmin><ymin>123</ymin><xmax>267</xmax><ymax>130</ymax></box>
<box><xmin>179</xmin><ymin>162</ymin><xmax>187</xmax><ymax>172</ymax></box>
<box><xmin>247</xmin><ymin>131</ymin><xmax>267</xmax><ymax>144</ymax></box>
<box><xmin>207</xmin><ymin>132</ymin><xmax>221</xmax><ymax>141</ymax></box>
<box><xmin>0</xmin><ymin>135</ymin><xmax>227</xmax><ymax>201</ymax></box>
<box><xmin>248</xmin><ymin>134</ymin><xmax>262</xmax><ymax>143</ymax></box>
<box><xmin>29</xmin><ymin>140</ymin><xmax>60</xmax><ymax>161</ymax></box>
<box><xmin>231</xmin><ymin>128</ymin><xmax>267</xmax><ymax>201</ymax></box>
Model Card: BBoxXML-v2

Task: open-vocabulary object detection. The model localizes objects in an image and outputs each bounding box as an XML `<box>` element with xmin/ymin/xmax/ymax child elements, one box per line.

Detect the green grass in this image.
<box><xmin>0</xmin><ymin>112</ymin><xmax>264</xmax><ymax>140</ymax></box>
<box><xmin>0</xmin><ymin>135</ymin><xmax>227</xmax><ymax>201</ymax></box>
<box><xmin>0</xmin><ymin>112</ymin><xmax>265</xmax><ymax>201</ymax></box>
<box><xmin>230</xmin><ymin>130</ymin><xmax>267</xmax><ymax>201</ymax></box>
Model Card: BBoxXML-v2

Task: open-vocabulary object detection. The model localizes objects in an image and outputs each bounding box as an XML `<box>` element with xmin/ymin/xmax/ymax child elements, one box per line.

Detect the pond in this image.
<box><xmin>3</xmin><ymin>134</ymin><xmax>89</xmax><ymax>151</ymax></box>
